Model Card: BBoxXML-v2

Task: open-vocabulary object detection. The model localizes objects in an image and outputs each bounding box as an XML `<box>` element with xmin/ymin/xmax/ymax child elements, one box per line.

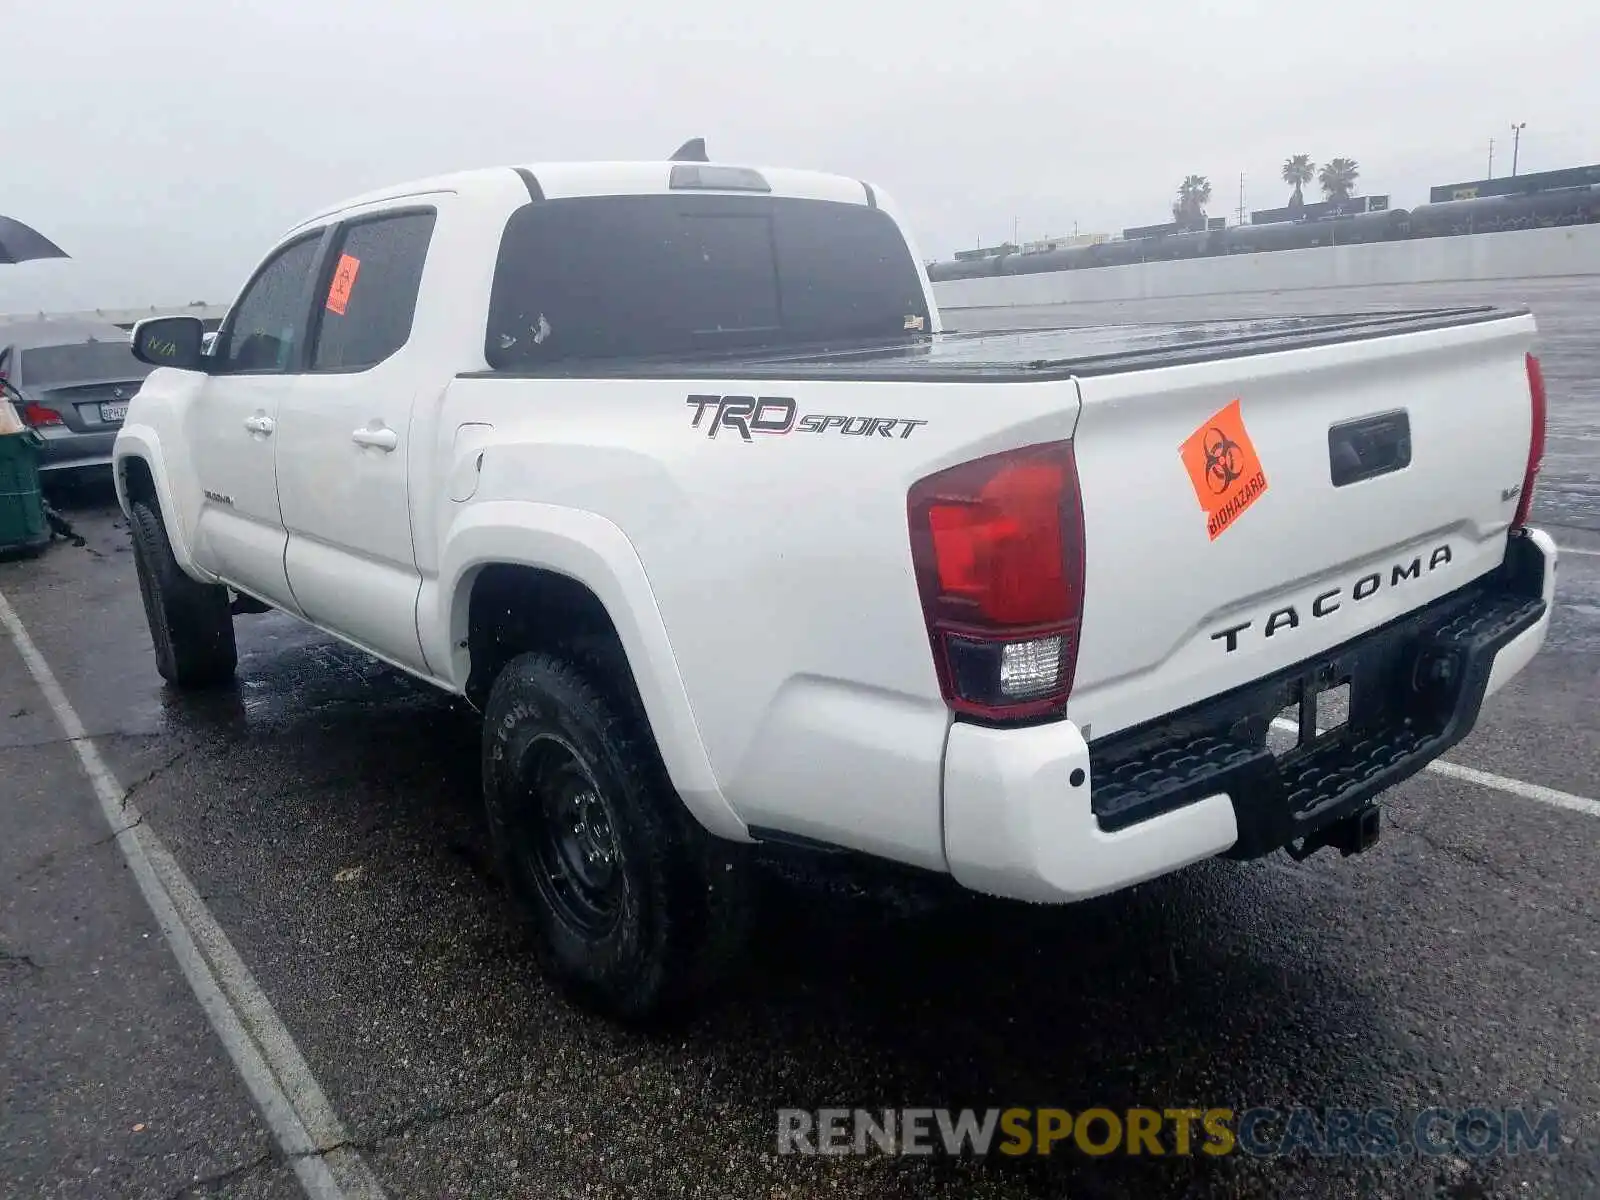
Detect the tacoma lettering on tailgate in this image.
<box><xmin>1209</xmin><ymin>544</ymin><xmax>1455</xmax><ymax>653</ymax></box>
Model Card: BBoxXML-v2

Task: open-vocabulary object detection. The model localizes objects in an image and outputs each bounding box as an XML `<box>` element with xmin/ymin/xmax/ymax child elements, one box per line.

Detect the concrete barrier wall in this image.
<box><xmin>934</xmin><ymin>223</ymin><xmax>1600</xmax><ymax>311</ymax></box>
<box><xmin>0</xmin><ymin>303</ymin><xmax>230</xmax><ymax>327</ymax></box>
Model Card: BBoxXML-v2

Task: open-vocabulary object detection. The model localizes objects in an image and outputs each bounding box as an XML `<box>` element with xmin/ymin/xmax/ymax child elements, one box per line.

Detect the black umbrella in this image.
<box><xmin>0</xmin><ymin>215</ymin><xmax>68</xmax><ymax>264</ymax></box>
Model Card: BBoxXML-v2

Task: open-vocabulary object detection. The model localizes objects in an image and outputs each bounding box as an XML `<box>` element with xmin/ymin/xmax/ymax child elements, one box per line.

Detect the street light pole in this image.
<box><xmin>1487</xmin><ymin>138</ymin><xmax>1494</xmax><ymax>179</ymax></box>
<box><xmin>1510</xmin><ymin>123</ymin><xmax>1526</xmax><ymax>176</ymax></box>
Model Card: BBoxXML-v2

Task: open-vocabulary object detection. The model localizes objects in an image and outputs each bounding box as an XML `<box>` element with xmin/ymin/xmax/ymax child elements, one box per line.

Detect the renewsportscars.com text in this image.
<box><xmin>776</xmin><ymin>1106</ymin><xmax>1561</xmax><ymax>1159</ymax></box>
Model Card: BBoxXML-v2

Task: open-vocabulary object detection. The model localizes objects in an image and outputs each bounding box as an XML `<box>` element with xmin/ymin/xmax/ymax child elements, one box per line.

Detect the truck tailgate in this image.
<box><xmin>1068</xmin><ymin>311</ymin><xmax>1539</xmax><ymax>739</ymax></box>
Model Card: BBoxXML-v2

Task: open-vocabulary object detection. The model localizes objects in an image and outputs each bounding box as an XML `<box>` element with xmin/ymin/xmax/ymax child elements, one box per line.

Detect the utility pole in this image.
<box><xmin>1511</xmin><ymin>122</ymin><xmax>1526</xmax><ymax>176</ymax></box>
<box><xmin>1487</xmin><ymin>138</ymin><xmax>1495</xmax><ymax>179</ymax></box>
<box><xmin>1236</xmin><ymin>173</ymin><xmax>1246</xmax><ymax>225</ymax></box>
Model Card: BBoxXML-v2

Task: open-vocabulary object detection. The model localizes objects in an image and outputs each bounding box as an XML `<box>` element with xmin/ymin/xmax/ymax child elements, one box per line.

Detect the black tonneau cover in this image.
<box><xmin>465</xmin><ymin>306</ymin><xmax>1525</xmax><ymax>383</ymax></box>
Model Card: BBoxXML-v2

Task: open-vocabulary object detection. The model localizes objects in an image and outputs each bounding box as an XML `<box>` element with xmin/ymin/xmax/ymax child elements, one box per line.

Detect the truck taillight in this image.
<box><xmin>22</xmin><ymin>402</ymin><xmax>62</xmax><ymax>427</ymax></box>
<box><xmin>907</xmin><ymin>441</ymin><xmax>1085</xmax><ymax>722</ymax></box>
<box><xmin>1515</xmin><ymin>352</ymin><xmax>1547</xmax><ymax>530</ymax></box>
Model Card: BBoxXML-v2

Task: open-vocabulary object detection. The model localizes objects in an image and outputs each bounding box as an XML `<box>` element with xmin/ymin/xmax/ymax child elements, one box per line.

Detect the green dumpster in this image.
<box><xmin>0</xmin><ymin>424</ymin><xmax>50</xmax><ymax>559</ymax></box>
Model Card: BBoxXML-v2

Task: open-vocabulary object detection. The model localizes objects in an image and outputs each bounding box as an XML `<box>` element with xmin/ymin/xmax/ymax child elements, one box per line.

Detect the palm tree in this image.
<box><xmin>1318</xmin><ymin>157</ymin><xmax>1360</xmax><ymax>202</ymax></box>
<box><xmin>1172</xmin><ymin>174</ymin><xmax>1212</xmax><ymax>229</ymax></box>
<box><xmin>1282</xmin><ymin>154</ymin><xmax>1314</xmax><ymax>208</ymax></box>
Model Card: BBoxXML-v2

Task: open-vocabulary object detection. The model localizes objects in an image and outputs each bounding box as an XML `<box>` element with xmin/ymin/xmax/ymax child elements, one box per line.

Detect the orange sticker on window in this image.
<box><xmin>326</xmin><ymin>253</ymin><xmax>361</xmax><ymax>316</ymax></box>
<box><xmin>1179</xmin><ymin>398</ymin><xmax>1269</xmax><ymax>541</ymax></box>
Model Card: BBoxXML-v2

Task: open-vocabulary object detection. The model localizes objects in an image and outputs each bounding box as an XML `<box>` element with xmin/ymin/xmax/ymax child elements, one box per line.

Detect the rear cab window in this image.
<box><xmin>17</xmin><ymin>341</ymin><xmax>153</xmax><ymax>387</ymax></box>
<box><xmin>483</xmin><ymin>194</ymin><xmax>930</xmax><ymax>370</ymax></box>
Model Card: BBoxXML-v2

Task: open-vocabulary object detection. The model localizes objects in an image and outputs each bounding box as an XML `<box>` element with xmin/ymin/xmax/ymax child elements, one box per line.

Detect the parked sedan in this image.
<box><xmin>0</xmin><ymin>319</ymin><xmax>154</xmax><ymax>478</ymax></box>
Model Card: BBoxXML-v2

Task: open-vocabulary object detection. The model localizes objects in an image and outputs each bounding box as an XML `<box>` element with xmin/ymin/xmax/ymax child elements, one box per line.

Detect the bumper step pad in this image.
<box><xmin>1088</xmin><ymin>548</ymin><xmax>1548</xmax><ymax>860</ymax></box>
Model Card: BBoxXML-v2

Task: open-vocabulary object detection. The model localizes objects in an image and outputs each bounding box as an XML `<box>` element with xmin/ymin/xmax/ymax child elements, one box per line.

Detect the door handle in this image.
<box><xmin>1328</xmin><ymin>409</ymin><xmax>1411</xmax><ymax>488</ymax></box>
<box><xmin>244</xmin><ymin>415</ymin><xmax>275</xmax><ymax>436</ymax></box>
<box><xmin>351</xmin><ymin>425</ymin><xmax>398</xmax><ymax>452</ymax></box>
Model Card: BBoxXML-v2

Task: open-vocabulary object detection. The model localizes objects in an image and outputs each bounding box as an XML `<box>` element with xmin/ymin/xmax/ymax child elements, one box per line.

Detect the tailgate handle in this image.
<box><xmin>1328</xmin><ymin>409</ymin><xmax>1411</xmax><ymax>488</ymax></box>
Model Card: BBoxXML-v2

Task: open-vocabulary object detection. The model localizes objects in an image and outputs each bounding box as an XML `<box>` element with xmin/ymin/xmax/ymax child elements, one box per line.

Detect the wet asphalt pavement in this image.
<box><xmin>3</xmin><ymin>277</ymin><xmax>1599</xmax><ymax>1199</ymax></box>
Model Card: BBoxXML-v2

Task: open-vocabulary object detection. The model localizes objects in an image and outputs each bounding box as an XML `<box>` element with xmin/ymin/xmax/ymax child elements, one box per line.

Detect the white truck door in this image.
<box><xmin>183</xmin><ymin>231</ymin><xmax>327</xmax><ymax>614</ymax></box>
<box><xmin>276</xmin><ymin>207</ymin><xmax>438</xmax><ymax>676</ymax></box>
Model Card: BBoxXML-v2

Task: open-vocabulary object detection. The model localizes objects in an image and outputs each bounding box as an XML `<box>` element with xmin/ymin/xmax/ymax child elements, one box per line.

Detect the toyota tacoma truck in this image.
<box><xmin>112</xmin><ymin>145</ymin><xmax>1557</xmax><ymax>1022</ymax></box>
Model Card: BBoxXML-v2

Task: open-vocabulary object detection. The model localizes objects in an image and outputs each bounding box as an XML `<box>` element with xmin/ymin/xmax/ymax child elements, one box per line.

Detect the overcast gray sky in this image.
<box><xmin>3</xmin><ymin>0</ymin><xmax>1596</xmax><ymax>315</ymax></box>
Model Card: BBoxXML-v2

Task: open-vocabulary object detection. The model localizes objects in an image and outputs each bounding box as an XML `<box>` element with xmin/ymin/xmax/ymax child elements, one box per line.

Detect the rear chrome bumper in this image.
<box><xmin>941</xmin><ymin>527</ymin><xmax>1557</xmax><ymax>904</ymax></box>
<box><xmin>32</xmin><ymin>427</ymin><xmax>116</xmax><ymax>473</ymax></box>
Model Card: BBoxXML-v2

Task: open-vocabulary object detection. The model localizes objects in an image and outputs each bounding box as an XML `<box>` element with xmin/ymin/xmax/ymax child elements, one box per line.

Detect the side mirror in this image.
<box><xmin>131</xmin><ymin>315</ymin><xmax>207</xmax><ymax>370</ymax></box>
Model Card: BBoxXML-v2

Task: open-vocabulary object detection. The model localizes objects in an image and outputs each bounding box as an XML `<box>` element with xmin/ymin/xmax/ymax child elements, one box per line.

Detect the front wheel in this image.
<box><xmin>127</xmin><ymin>500</ymin><xmax>237</xmax><ymax>688</ymax></box>
<box><xmin>482</xmin><ymin>651</ymin><xmax>752</xmax><ymax>1024</ymax></box>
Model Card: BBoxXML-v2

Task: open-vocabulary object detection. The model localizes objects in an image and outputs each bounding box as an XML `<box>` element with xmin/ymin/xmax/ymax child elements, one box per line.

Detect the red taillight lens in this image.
<box><xmin>22</xmin><ymin>402</ymin><xmax>62</xmax><ymax>427</ymax></box>
<box><xmin>908</xmin><ymin>441</ymin><xmax>1085</xmax><ymax>722</ymax></box>
<box><xmin>1515</xmin><ymin>352</ymin><xmax>1547</xmax><ymax>529</ymax></box>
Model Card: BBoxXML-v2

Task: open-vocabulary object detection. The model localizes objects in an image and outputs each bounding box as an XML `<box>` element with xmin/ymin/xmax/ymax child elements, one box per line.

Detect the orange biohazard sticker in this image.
<box><xmin>1179</xmin><ymin>397</ymin><xmax>1270</xmax><ymax>541</ymax></box>
<box><xmin>326</xmin><ymin>253</ymin><xmax>361</xmax><ymax>316</ymax></box>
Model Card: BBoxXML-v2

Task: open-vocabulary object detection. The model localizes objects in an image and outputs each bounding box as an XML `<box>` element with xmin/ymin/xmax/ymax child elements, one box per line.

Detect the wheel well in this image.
<box><xmin>121</xmin><ymin>456</ymin><xmax>158</xmax><ymax>508</ymax></box>
<box><xmin>465</xmin><ymin>565</ymin><xmax>641</xmax><ymax>717</ymax></box>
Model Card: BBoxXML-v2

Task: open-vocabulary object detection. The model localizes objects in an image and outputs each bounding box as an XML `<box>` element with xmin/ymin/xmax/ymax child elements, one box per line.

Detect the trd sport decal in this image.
<box><xmin>687</xmin><ymin>395</ymin><xmax>928</xmax><ymax>442</ymax></box>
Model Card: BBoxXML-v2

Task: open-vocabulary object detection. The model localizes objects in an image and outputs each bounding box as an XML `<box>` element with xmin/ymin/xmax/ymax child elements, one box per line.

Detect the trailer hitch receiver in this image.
<box><xmin>1284</xmin><ymin>804</ymin><xmax>1381</xmax><ymax>862</ymax></box>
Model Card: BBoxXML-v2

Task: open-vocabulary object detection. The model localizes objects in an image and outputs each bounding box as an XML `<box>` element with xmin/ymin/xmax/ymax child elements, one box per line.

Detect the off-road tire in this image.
<box><xmin>482</xmin><ymin>651</ymin><xmax>753</xmax><ymax>1025</ymax></box>
<box><xmin>128</xmin><ymin>500</ymin><xmax>237</xmax><ymax>688</ymax></box>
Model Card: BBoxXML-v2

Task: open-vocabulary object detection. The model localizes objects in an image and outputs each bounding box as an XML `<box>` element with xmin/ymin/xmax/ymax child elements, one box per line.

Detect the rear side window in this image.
<box><xmin>484</xmin><ymin>195</ymin><xmax>930</xmax><ymax>369</ymax></box>
<box><xmin>311</xmin><ymin>210</ymin><xmax>436</xmax><ymax>372</ymax></box>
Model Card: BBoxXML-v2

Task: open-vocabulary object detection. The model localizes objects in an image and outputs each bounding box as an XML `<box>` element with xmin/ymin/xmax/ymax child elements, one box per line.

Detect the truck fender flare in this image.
<box><xmin>437</xmin><ymin>501</ymin><xmax>748</xmax><ymax>843</ymax></box>
<box><xmin>112</xmin><ymin>430</ymin><xmax>219</xmax><ymax>583</ymax></box>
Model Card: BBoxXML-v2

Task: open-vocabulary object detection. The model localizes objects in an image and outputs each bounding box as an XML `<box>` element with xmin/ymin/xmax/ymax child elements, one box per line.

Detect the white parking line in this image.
<box><xmin>1424</xmin><ymin>758</ymin><xmax>1600</xmax><ymax>818</ymax></box>
<box><xmin>1269</xmin><ymin>718</ymin><xmax>1600</xmax><ymax>818</ymax></box>
<box><xmin>1559</xmin><ymin>546</ymin><xmax>1600</xmax><ymax>558</ymax></box>
<box><xmin>0</xmin><ymin>591</ymin><xmax>385</xmax><ymax>1200</ymax></box>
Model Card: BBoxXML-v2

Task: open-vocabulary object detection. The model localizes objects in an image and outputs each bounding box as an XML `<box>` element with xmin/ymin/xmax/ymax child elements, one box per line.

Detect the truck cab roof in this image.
<box><xmin>292</xmin><ymin>159</ymin><xmax>880</xmax><ymax>233</ymax></box>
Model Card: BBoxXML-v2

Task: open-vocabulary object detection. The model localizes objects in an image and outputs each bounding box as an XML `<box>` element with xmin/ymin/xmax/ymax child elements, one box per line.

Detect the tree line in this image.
<box><xmin>1173</xmin><ymin>156</ymin><xmax>1361</xmax><ymax>227</ymax></box>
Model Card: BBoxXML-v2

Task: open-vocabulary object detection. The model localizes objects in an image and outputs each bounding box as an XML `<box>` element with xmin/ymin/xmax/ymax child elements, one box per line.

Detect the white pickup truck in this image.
<box><xmin>114</xmin><ymin>146</ymin><xmax>1556</xmax><ymax>1022</ymax></box>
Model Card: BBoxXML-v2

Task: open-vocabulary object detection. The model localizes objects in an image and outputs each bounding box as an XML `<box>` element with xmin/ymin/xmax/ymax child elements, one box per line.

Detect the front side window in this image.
<box><xmin>484</xmin><ymin>194</ymin><xmax>930</xmax><ymax>369</ymax></box>
<box><xmin>215</xmin><ymin>235</ymin><xmax>322</xmax><ymax>374</ymax></box>
<box><xmin>311</xmin><ymin>210</ymin><xmax>436</xmax><ymax>372</ymax></box>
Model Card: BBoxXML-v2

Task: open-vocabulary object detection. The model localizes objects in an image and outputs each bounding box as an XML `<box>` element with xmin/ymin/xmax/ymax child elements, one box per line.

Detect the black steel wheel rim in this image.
<box><xmin>513</xmin><ymin>733</ymin><xmax>624</xmax><ymax>939</ymax></box>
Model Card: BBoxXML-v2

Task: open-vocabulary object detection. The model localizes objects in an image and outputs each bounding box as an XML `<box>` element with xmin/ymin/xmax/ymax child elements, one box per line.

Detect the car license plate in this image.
<box><xmin>100</xmin><ymin>401</ymin><xmax>129</xmax><ymax>423</ymax></box>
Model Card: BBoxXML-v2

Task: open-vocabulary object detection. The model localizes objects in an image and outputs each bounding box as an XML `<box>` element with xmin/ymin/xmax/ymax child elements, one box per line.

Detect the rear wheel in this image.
<box><xmin>128</xmin><ymin>500</ymin><xmax>237</xmax><ymax>688</ymax></box>
<box><xmin>482</xmin><ymin>651</ymin><xmax>752</xmax><ymax>1024</ymax></box>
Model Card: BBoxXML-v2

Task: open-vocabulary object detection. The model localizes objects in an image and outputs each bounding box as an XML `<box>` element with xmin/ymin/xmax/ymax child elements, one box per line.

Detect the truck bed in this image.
<box><xmin>466</xmin><ymin>306</ymin><xmax>1525</xmax><ymax>382</ymax></box>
